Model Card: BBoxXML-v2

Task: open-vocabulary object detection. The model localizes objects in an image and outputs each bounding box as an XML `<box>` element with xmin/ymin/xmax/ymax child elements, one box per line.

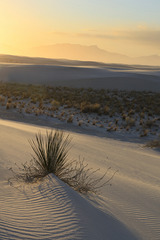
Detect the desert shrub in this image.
<box><xmin>81</xmin><ymin>102</ymin><xmax>101</xmax><ymax>113</ymax></box>
<box><xmin>103</xmin><ymin>105</ymin><xmax>110</xmax><ymax>115</ymax></box>
<box><xmin>145</xmin><ymin>137</ymin><xmax>160</xmax><ymax>148</ymax></box>
<box><xmin>107</xmin><ymin>125</ymin><xmax>114</xmax><ymax>132</ymax></box>
<box><xmin>6</xmin><ymin>102</ymin><xmax>12</xmax><ymax>109</ymax></box>
<box><xmin>125</xmin><ymin>117</ymin><xmax>135</xmax><ymax>127</ymax></box>
<box><xmin>144</xmin><ymin>120</ymin><xmax>155</xmax><ymax>128</ymax></box>
<box><xmin>139</xmin><ymin>119</ymin><xmax>143</xmax><ymax>125</ymax></box>
<box><xmin>9</xmin><ymin>130</ymin><xmax>114</xmax><ymax>194</ymax></box>
<box><xmin>140</xmin><ymin>129</ymin><xmax>149</xmax><ymax>137</ymax></box>
<box><xmin>31</xmin><ymin>97</ymin><xmax>37</xmax><ymax>104</ymax></box>
<box><xmin>67</xmin><ymin>115</ymin><xmax>73</xmax><ymax>123</ymax></box>
<box><xmin>0</xmin><ymin>95</ymin><xmax>5</xmax><ymax>102</ymax></box>
<box><xmin>51</xmin><ymin>100</ymin><xmax>60</xmax><ymax>110</ymax></box>
<box><xmin>128</xmin><ymin>109</ymin><xmax>135</xmax><ymax>116</ymax></box>
<box><xmin>7</xmin><ymin>98</ymin><xmax>12</xmax><ymax>103</ymax></box>
<box><xmin>92</xmin><ymin>120</ymin><xmax>96</xmax><ymax>125</ymax></box>
<box><xmin>90</xmin><ymin>103</ymin><xmax>101</xmax><ymax>113</ymax></box>
<box><xmin>140</xmin><ymin>112</ymin><xmax>145</xmax><ymax>118</ymax></box>
<box><xmin>65</xmin><ymin>159</ymin><xmax>115</xmax><ymax>194</ymax></box>
<box><xmin>38</xmin><ymin>100</ymin><xmax>43</xmax><ymax>109</ymax></box>
<box><xmin>78</xmin><ymin>120</ymin><xmax>83</xmax><ymax>126</ymax></box>
<box><xmin>122</xmin><ymin>113</ymin><xmax>127</xmax><ymax>120</ymax></box>
<box><xmin>126</xmin><ymin>126</ymin><xmax>130</xmax><ymax>131</ymax></box>
<box><xmin>25</xmin><ymin>108</ymin><xmax>31</xmax><ymax>114</ymax></box>
<box><xmin>115</xmin><ymin>119</ymin><xmax>119</xmax><ymax>124</ymax></box>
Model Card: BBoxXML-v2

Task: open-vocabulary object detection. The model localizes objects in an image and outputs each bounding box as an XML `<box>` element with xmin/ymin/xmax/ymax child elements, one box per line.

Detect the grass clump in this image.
<box><xmin>10</xmin><ymin>130</ymin><xmax>113</xmax><ymax>194</ymax></box>
<box><xmin>29</xmin><ymin>131</ymin><xmax>71</xmax><ymax>178</ymax></box>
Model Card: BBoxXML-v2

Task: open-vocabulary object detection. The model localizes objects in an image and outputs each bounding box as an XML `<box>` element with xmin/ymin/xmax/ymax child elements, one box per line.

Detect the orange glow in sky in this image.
<box><xmin>0</xmin><ymin>0</ymin><xmax>160</xmax><ymax>58</ymax></box>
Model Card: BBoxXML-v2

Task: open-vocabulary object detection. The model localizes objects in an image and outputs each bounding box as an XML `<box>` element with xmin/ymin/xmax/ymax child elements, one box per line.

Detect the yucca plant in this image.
<box><xmin>9</xmin><ymin>130</ymin><xmax>71</xmax><ymax>182</ymax></box>
<box><xmin>29</xmin><ymin>130</ymin><xmax>72</xmax><ymax>179</ymax></box>
<box><xmin>10</xmin><ymin>130</ymin><xmax>116</xmax><ymax>194</ymax></box>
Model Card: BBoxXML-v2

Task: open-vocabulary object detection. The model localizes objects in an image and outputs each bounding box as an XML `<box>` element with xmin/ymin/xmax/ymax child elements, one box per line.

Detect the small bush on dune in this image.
<box><xmin>9</xmin><ymin>131</ymin><xmax>71</xmax><ymax>183</ymax></box>
<box><xmin>145</xmin><ymin>137</ymin><xmax>160</xmax><ymax>148</ymax></box>
<box><xmin>80</xmin><ymin>102</ymin><xmax>101</xmax><ymax>113</ymax></box>
<box><xmin>29</xmin><ymin>131</ymin><xmax>71</xmax><ymax>178</ymax></box>
<box><xmin>64</xmin><ymin>159</ymin><xmax>114</xmax><ymax>194</ymax></box>
<box><xmin>67</xmin><ymin>115</ymin><xmax>73</xmax><ymax>123</ymax></box>
<box><xmin>125</xmin><ymin>116</ymin><xmax>135</xmax><ymax>127</ymax></box>
<box><xmin>51</xmin><ymin>100</ymin><xmax>60</xmax><ymax>110</ymax></box>
<box><xmin>10</xmin><ymin>130</ymin><xmax>115</xmax><ymax>194</ymax></box>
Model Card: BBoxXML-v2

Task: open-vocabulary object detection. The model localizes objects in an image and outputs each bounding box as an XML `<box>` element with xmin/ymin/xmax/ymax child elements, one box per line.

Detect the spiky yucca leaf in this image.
<box><xmin>28</xmin><ymin>130</ymin><xmax>71</xmax><ymax>178</ymax></box>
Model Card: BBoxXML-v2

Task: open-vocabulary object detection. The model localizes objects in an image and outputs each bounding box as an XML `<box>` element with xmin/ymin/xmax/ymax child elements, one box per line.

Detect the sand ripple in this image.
<box><xmin>0</xmin><ymin>175</ymin><xmax>83</xmax><ymax>240</ymax></box>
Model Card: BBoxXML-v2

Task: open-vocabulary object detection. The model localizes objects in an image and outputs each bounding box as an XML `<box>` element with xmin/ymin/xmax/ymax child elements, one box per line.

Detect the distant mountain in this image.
<box><xmin>29</xmin><ymin>43</ymin><xmax>160</xmax><ymax>66</ymax></box>
<box><xmin>30</xmin><ymin>43</ymin><xmax>130</xmax><ymax>64</ymax></box>
<box><xmin>1</xmin><ymin>44</ymin><xmax>160</xmax><ymax>66</ymax></box>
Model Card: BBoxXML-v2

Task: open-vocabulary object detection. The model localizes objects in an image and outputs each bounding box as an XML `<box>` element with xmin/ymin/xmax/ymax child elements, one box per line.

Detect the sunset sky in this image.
<box><xmin>0</xmin><ymin>0</ymin><xmax>160</xmax><ymax>57</ymax></box>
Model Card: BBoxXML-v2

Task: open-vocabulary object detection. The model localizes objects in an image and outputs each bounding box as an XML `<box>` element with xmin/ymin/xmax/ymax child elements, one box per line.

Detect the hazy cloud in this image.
<box><xmin>127</xmin><ymin>30</ymin><xmax>160</xmax><ymax>44</ymax></box>
<box><xmin>52</xmin><ymin>31</ymin><xmax>71</xmax><ymax>36</ymax></box>
<box><xmin>77</xmin><ymin>30</ymin><xmax>160</xmax><ymax>44</ymax></box>
<box><xmin>76</xmin><ymin>32</ymin><xmax>116</xmax><ymax>39</ymax></box>
<box><xmin>52</xmin><ymin>29</ymin><xmax>160</xmax><ymax>46</ymax></box>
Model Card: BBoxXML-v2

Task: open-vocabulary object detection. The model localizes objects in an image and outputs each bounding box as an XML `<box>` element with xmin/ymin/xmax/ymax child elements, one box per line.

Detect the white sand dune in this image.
<box><xmin>0</xmin><ymin>119</ymin><xmax>160</xmax><ymax>239</ymax></box>
<box><xmin>0</xmin><ymin>63</ymin><xmax>160</xmax><ymax>92</ymax></box>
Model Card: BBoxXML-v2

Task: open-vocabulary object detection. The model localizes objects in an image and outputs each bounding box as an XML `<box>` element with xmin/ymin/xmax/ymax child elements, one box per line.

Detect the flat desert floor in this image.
<box><xmin>0</xmin><ymin>62</ymin><xmax>160</xmax><ymax>92</ymax></box>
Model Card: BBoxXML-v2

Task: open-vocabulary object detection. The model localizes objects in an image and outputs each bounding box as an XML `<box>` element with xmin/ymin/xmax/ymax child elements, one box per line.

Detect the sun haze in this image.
<box><xmin>0</xmin><ymin>0</ymin><xmax>160</xmax><ymax>61</ymax></box>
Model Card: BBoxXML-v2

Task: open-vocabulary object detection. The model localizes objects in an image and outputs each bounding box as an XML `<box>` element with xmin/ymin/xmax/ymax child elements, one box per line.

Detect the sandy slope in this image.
<box><xmin>0</xmin><ymin>63</ymin><xmax>160</xmax><ymax>92</ymax></box>
<box><xmin>0</xmin><ymin>119</ymin><xmax>160</xmax><ymax>240</ymax></box>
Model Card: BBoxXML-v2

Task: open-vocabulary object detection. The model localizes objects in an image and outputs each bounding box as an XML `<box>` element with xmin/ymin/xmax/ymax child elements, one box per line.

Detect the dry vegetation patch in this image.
<box><xmin>0</xmin><ymin>82</ymin><xmax>160</xmax><ymax>138</ymax></box>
